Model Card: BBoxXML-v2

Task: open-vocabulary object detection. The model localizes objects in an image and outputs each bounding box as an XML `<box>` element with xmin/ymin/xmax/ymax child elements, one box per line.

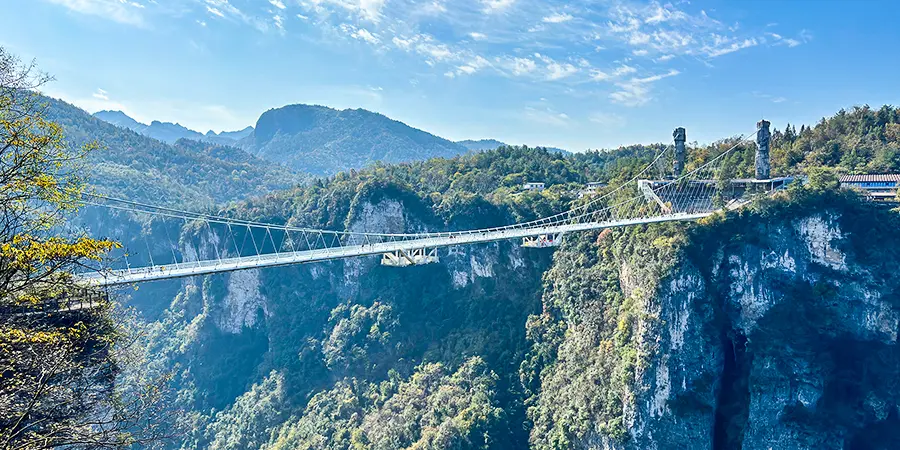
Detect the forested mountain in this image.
<box><xmin>93</xmin><ymin>109</ymin><xmax>147</xmax><ymax>132</ymax></box>
<box><xmin>51</xmin><ymin>99</ymin><xmax>303</xmax><ymax>206</ymax></box>
<box><xmin>48</xmin><ymin>100</ymin><xmax>900</xmax><ymax>450</ymax></box>
<box><xmin>769</xmin><ymin>104</ymin><xmax>900</xmax><ymax>175</ymax></box>
<box><xmin>244</xmin><ymin>104</ymin><xmax>469</xmax><ymax>175</ymax></box>
<box><xmin>93</xmin><ymin>110</ymin><xmax>253</xmax><ymax>146</ymax></box>
<box><xmin>98</xmin><ymin>103</ymin><xmax>900</xmax><ymax>450</ymax></box>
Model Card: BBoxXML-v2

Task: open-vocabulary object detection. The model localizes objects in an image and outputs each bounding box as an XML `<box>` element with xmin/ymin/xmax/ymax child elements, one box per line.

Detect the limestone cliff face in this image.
<box><xmin>527</xmin><ymin>193</ymin><xmax>900</xmax><ymax>449</ymax></box>
<box><xmin>143</xmin><ymin>193</ymin><xmax>551</xmax><ymax>420</ymax></box>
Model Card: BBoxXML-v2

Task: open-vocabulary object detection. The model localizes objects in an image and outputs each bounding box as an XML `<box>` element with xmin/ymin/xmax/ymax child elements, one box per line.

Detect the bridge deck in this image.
<box><xmin>77</xmin><ymin>212</ymin><xmax>712</xmax><ymax>286</ymax></box>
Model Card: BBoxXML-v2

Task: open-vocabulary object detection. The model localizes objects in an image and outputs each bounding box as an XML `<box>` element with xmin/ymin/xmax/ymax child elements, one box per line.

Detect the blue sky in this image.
<box><xmin>4</xmin><ymin>0</ymin><xmax>900</xmax><ymax>151</ymax></box>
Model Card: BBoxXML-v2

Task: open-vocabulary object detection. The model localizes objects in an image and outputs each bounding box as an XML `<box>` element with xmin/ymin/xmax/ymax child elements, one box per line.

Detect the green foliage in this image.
<box><xmin>521</xmin><ymin>221</ymin><xmax>686</xmax><ymax>448</ymax></box>
<box><xmin>769</xmin><ymin>106</ymin><xmax>900</xmax><ymax>177</ymax></box>
<box><xmin>264</xmin><ymin>357</ymin><xmax>505</xmax><ymax>450</ymax></box>
<box><xmin>43</xmin><ymin>96</ymin><xmax>303</xmax><ymax>207</ymax></box>
<box><xmin>207</xmin><ymin>371</ymin><xmax>288</xmax><ymax>450</ymax></box>
<box><xmin>84</xmin><ymin>100</ymin><xmax>900</xmax><ymax>450</ymax></box>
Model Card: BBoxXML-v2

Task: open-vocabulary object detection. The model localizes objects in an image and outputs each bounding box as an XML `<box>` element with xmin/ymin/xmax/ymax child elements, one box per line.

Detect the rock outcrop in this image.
<box><xmin>527</xmin><ymin>192</ymin><xmax>900</xmax><ymax>449</ymax></box>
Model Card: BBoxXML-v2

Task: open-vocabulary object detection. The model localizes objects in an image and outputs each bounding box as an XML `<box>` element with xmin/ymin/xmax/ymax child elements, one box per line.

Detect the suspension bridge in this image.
<box><xmin>74</xmin><ymin>122</ymin><xmax>794</xmax><ymax>287</ymax></box>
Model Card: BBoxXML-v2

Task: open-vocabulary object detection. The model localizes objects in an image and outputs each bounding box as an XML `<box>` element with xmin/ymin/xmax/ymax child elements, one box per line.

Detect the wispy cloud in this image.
<box><xmin>44</xmin><ymin>0</ymin><xmax>146</xmax><ymax>26</ymax></box>
<box><xmin>767</xmin><ymin>29</ymin><xmax>812</xmax><ymax>48</ymax></box>
<box><xmin>481</xmin><ymin>0</ymin><xmax>515</xmax><ymax>13</ymax></box>
<box><xmin>704</xmin><ymin>37</ymin><xmax>757</xmax><ymax>57</ymax></box>
<box><xmin>610</xmin><ymin>69</ymin><xmax>681</xmax><ymax>107</ymax></box>
<box><xmin>341</xmin><ymin>24</ymin><xmax>381</xmax><ymax>44</ymax></box>
<box><xmin>753</xmin><ymin>91</ymin><xmax>788</xmax><ymax>104</ymax></box>
<box><xmin>43</xmin><ymin>0</ymin><xmax>811</xmax><ymax>112</ymax></box>
<box><xmin>543</xmin><ymin>12</ymin><xmax>573</xmax><ymax>24</ymax></box>
<box><xmin>92</xmin><ymin>88</ymin><xmax>109</xmax><ymax>100</ymax></box>
<box><xmin>206</xmin><ymin>6</ymin><xmax>225</xmax><ymax>18</ymax></box>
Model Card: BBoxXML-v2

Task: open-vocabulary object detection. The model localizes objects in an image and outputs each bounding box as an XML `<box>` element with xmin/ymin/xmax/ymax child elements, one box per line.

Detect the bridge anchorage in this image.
<box><xmin>71</xmin><ymin>120</ymin><xmax>794</xmax><ymax>287</ymax></box>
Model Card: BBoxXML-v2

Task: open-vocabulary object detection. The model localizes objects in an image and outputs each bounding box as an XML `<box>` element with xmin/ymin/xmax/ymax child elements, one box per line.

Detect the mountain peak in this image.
<box><xmin>93</xmin><ymin>110</ymin><xmax>146</xmax><ymax>131</ymax></box>
<box><xmin>249</xmin><ymin>103</ymin><xmax>468</xmax><ymax>175</ymax></box>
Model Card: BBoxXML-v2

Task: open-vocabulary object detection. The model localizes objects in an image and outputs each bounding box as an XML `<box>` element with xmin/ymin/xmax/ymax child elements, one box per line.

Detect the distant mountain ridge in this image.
<box><xmin>94</xmin><ymin>106</ymin><xmax>570</xmax><ymax>175</ymax></box>
<box><xmin>93</xmin><ymin>110</ymin><xmax>251</xmax><ymax>146</ymax></box>
<box><xmin>456</xmin><ymin>139</ymin><xmax>507</xmax><ymax>151</ymax></box>
<box><xmin>54</xmin><ymin>102</ymin><xmax>302</xmax><ymax>206</ymax></box>
<box><xmin>456</xmin><ymin>138</ymin><xmax>569</xmax><ymax>154</ymax></box>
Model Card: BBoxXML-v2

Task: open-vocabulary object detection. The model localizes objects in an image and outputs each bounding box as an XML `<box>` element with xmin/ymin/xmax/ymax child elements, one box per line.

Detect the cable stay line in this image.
<box><xmin>72</xmin><ymin>125</ymin><xmax>792</xmax><ymax>287</ymax></box>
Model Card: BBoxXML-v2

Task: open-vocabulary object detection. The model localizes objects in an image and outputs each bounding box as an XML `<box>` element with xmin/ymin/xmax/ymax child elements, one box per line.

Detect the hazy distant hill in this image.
<box><xmin>54</xmin><ymin>101</ymin><xmax>302</xmax><ymax>206</ymax></box>
<box><xmin>457</xmin><ymin>138</ymin><xmax>569</xmax><ymax>154</ymax></box>
<box><xmin>245</xmin><ymin>104</ymin><xmax>469</xmax><ymax>175</ymax></box>
<box><xmin>93</xmin><ymin>110</ymin><xmax>251</xmax><ymax>146</ymax></box>
<box><xmin>456</xmin><ymin>139</ymin><xmax>507</xmax><ymax>151</ymax></box>
<box><xmin>210</xmin><ymin>126</ymin><xmax>254</xmax><ymax>141</ymax></box>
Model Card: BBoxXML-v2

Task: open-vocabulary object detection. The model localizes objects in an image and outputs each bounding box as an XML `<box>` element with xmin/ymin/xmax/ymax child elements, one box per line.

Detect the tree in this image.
<box><xmin>0</xmin><ymin>47</ymin><xmax>176</xmax><ymax>449</ymax></box>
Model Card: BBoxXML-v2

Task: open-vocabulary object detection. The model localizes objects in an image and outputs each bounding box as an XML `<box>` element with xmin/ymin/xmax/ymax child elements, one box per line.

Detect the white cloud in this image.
<box><xmin>511</xmin><ymin>57</ymin><xmax>537</xmax><ymax>76</ymax></box>
<box><xmin>546</xmin><ymin>62</ymin><xmax>577</xmax><ymax>80</ymax></box>
<box><xmin>392</xmin><ymin>36</ymin><xmax>414</xmax><ymax>50</ymax></box>
<box><xmin>533</xmin><ymin>53</ymin><xmax>577</xmax><ymax>80</ymax></box>
<box><xmin>610</xmin><ymin>69</ymin><xmax>680</xmax><ymax>106</ymax></box>
<box><xmin>754</xmin><ymin>92</ymin><xmax>787</xmax><ymax>104</ymax></box>
<box><xmin>656</xmin><ymin>54</ymin><xmax>675</xmax><ymax>62</ymax></box>
<box><xmin>273</xmin><ymin>14</ymin><xmax>284</xmax><ymax>31</ymax></box>
<box><xmin>197</xmin><ymin>19</ymin><xmax>207</xmax><ymax>26</ymax></box>
<box><xmin>45</xmin><ymin>0</ymin><xmax>145</xmax><ymax>25</ymax></box>
<box><xmin>705</xmin><ymin>37</ymin><xmax>758</xmax><ymax>57</ymax></box>
<box><xmin>269</xmin><ymin>0</ymin><xmax>285</xmax><ymax>9</ymax></box>
<box><xmin>469</xmin><ymin>32</ymin><xmax>487</xmax><ymax>41</ymax></box>
<box><xmin>451</xmin><ymin>56</ymin><xmax>491</xmax><ymax>77</ymax></box>
<box><xmin>628</xmin><ymin>31</ymin><xmax>651</xmax><ymax>45</ymax></box>
<box><xmin>92</xmin><ymin>88</ymin><xmax>109</xmax><ymax>100</ymax></box>
<box><xmin>631</xmin><ymin>69</ymin><xmax>680</xmax><ymax>84</ymax></box>
<box><xmin>481</xmin><ymin>0</ymin><xmax>514</xmax><ymax>13</ymax></box>
<box><xmin>590</xmin><ymin>69</ymin><xmax>610</xmax><ymax>81</ymax></box>
<box><xmin>206</xmin><ymin>6</ymin><xmax>225</xmax><ymax>18</ymax></box>
<box><xmin>608</xmin><ymin>18</ymin><xmax>641</xmax><ymax>33</ymax></box>
<box><xmin>767</xmin><ymin>29</ymin><xmax>811</xmax><ymax>48</ymax></box>
<box><xmin>613</xmin><ymin>65</ymin><xmax>637</xmax><ymax>76</ymax></box>
<box><xmin>543</xmin><ymin>12</ymin><xmax>573</xmax><ymax>24</ymax></box>
<box><xmin>610</xmin><ymin>82</ymin><xmax>651</xmax><ymax>107</ymax></box>
<box><xmin>310</xmin><ymin>0</ymin><xmax>386</xmax><ymax>22</ymax></box>
<box><xmin>644</xmin><ymin>2</ymin><xmax>687</xmax><ymax>24</ymax></box>
<box><xmin>341</xmin><ymin>24</ymin><xmax>381</xmax><ymax>44</ymax></box>
<box><xmin>632</xmin><ymin>49</ymin><xmax>648</xmax><ymax>56</ymax></box>
<box><xmin>420</xmin><ymin>1</ymin><xmax>447</xmax><ymax>14</ymax></box>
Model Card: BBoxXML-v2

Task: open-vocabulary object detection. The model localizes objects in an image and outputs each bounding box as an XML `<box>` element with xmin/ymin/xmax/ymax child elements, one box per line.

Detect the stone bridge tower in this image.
<box><xmin>673</xmin><ymin>127</ymin><xmax>686</xmax><ymax>177</ymax></box>
<box><xmin>755</xmin><ymin>120</ymin><xmax>771</xmax><ymax>180</ymax></box>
